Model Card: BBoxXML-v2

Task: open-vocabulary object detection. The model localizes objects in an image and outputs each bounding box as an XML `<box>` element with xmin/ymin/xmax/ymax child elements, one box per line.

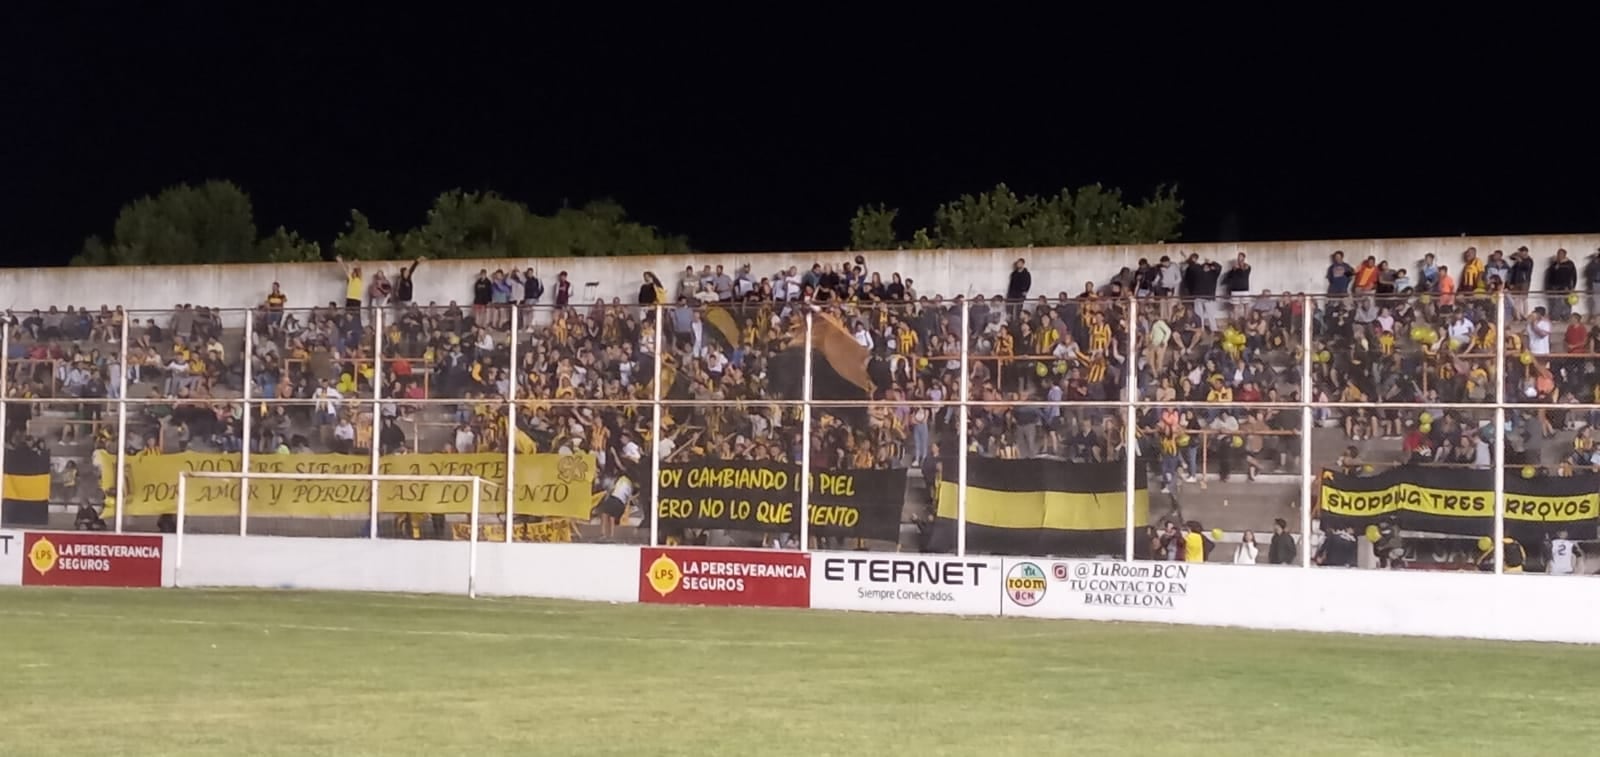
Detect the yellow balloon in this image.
<box><xmin>1210</xmin><ymin>528</ymin><xmax>1223</xmax><ymax>541</ymax></box>
<box><xmin>1418</xmin><ymin>422</ymin><xmax>1432</xmax><ymax>434</ymax></box>
<box><xmin>1231</xmin><ymin>435</ymin><xmax>1244</xmax><ymax>448</ymax></box>
<box><xmin>1362</xmin><ymin>464</ymin><xmax>1375</xmax><ymax>474</ymax></box>
<box><xmin>1519</xmin><ymin>352</ymin><xmax>1533</xmax><ymax>365</ymax></box>
<box><xmin>1568</xmin><ymin>293</ymin><xmax>1580</xmax><ymax>306</ymax></box>
<box><xmin>1477</xmin><ymin>536</ymin><xmax>1493</xmax><ymax>553</ymax></box>
<box><xmin>1176</xmin><ymin>434</ymin><xmax>1190</xmax><ymax>447</ymax></box>
<box><xmin>1521</xmin><ymin>465</ymin><xmax>1536</xmax><ymax>479</ymax></box>
<box><xmin>1365</xmin><ymin>525</ymin><xmax>1381</xmax><ymax>543</ymax></box>
<box><xmin>1419</xmin><ymin>412</ymin><xmax>1433</xmax><ymax>425</ymax></box>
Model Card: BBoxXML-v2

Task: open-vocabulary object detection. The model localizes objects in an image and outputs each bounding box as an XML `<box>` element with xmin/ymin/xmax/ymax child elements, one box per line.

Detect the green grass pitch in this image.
<box><xmin>0</xmin><ymin>587</ymin><xmax>1594</xmax><ymax>756</ymax></box>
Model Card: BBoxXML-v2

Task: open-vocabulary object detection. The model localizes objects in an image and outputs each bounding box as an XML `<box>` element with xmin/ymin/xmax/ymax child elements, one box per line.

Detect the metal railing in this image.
<box><xmin>3</xmin><ymin>293</ymin><xmax>1596</xmax><ymax>575</ymax></box>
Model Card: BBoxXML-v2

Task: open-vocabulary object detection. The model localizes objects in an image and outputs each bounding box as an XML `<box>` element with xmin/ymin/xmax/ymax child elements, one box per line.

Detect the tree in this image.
<box><xmin>402</xmin><ymin>190</ymin><xmax>689</xmax><ymax>260</ymax></box>
<box><xmin>258</xmin><ymin>226</ymin><xmax>322</xmax><ymax>263</ymax></box>
<box><xmin>539</xmin><ymin>200</ymin><xmax>690</xmax><ymax>257</ymax></box>
<box><xmin>73</xmin><ymin>180</ymin><xmax>259</xmax><ymax>266</ymax></box>
<box><xmin>847</xmin><ymin>182</ymin><xmax>1184</xmax><ymax>250</ymax></box>
<box><xmin>848</xmin><ymin>204</ymin><xmax>900</xmax><ymax>251</ymax></box>
<box><xmin>331</xmin><ymin>210</ymin><xmax>397</xmax><ymax>261</ymax></box>
<box><xmin>73</xmin><ymin>184</ymin><xmax>692</xmax><ymax>266</ymax></box>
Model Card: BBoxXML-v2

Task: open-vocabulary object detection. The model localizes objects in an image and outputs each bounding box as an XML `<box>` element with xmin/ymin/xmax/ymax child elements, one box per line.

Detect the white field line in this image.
<box><xmin>0</xmin><ymin>609</ymin><xmax>818</xmax><ymax>649</ymax></box>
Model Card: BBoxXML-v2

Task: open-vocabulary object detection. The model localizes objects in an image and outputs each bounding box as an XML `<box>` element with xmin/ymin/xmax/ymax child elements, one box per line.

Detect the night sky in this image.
<box><xmin>2</xmin><ymin>8</ymin><xmax>1595</xmax><ymax>267</ymax></box>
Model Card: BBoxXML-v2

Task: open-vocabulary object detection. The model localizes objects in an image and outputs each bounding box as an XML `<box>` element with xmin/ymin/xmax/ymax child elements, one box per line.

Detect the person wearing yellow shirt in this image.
<box><xmin>1182</xmin><ymin>524</ymin><xmax>1207</xmax><ymax>563</ymax></box>
<box><xmin>1461</xmin><ymin>250</ymin><xmax>1485</xmax><ymax>292</ymax></box>
<box><xmin>1206</xmin><ymin>377</ymin><xmax>1232</xmax><ymax>404</ymax></box>
<box><xmin>336</xmin><ymin>256</ymin><xmax>364</xmax><ymax>319</ymax></box>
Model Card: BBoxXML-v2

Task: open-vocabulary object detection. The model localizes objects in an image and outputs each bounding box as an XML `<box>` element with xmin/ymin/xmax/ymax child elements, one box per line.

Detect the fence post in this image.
<box><xmin>240</xmin><ymin>308</ymin><xmax>253</xmax><ymax>536</ymax></box>
<box><xmin>798</xmin><ymin>310</ymin><xmax>814</xmax><ymax>550</ymax></box>
<box><xmin>505</xmin><ymin>304</ymin><xmax>518</xmax><ymax>542</ymax></box>
<box><xmin>649</xmin><ymin>303</ymin><xmax>664</xmax><ymax>547</ymax></box>
<box><xmin>1124</xmin><ymin>295</ymin><xmax>1138</xmax><ymax>561</ymax></box>
<box><xmin>957</xmin><ymin>299</ymin><xmax>970</xmax><ymax>557</ymax></box>
<box><xmin>0</xmin><ymin>327</ymin><xmax>8</xmax><ymax>519</ymax></box>
<box><xmin>369</xmin><ymin>307</ymin><xmax>384</xmax><ymax>539</ymax></box>
<box><xmin>114</xmin><ymin>311</ymin><xmax>130</xmax><ymax>533</ymax></box>
<box><xmin>1300</xmin><ymin>295</ymin><xmax>1313</xmax><ymax>567</ymax></box>
<box><xmin>1493</xmin><ymin>289</ymin><xmax>1507</xmax><ymax>573</ymax></box>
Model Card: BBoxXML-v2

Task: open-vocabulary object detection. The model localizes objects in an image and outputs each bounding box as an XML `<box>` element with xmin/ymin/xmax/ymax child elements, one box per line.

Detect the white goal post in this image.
<box><xmin>176</xmin><ymin>471</ymin><xmax>490</xmax><ymax>598</ymax></box>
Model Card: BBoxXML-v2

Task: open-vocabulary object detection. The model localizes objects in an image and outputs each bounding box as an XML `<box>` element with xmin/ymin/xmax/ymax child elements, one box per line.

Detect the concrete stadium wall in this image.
<box><xmin>8</xmin><ymin>233</ymin><xmax>1600</xmax><ymax>318</ymax></box>
<box><xmin>0</xmin><ymin>530</ymin><xmax>20</xmax><ymax>586</ymax></box>
<box><xmin>8</xmin><ymin>532</ymin><xmax>1597</xmax><ymax>644</ymax></box>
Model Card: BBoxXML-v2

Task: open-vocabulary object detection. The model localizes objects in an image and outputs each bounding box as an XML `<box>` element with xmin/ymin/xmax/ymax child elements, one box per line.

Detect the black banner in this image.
<box><xmin>655</xmin><ymin>462</ymin><xmax>904</xmax><ymax>541</ymax></box>
<box><xmin>1319</xmin><ymin>465</ymin><xmax>1600</xmax><ymax>540</ymax></box>
<box><xmin>931</xmin><ymin>457</ymin><xmax>1149</xmax><ymax>556</ymax></box>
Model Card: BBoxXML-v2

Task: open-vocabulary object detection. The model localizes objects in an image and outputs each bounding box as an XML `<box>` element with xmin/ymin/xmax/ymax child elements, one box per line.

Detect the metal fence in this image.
<box><xmin>3</xmin><ymin>291</ymin><xmax>1596</xmax><ymax>575</ymax></box>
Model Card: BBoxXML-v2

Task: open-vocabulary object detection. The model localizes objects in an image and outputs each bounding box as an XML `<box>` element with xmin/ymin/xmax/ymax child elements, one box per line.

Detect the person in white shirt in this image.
<box><xmin>595</xmin><ymin>473</ymin><xmax>634</xmax><ymax>540</ymax></box>
<box><xmin>313</xmin><ymin>380</ymin><xmax>342</xmax><ymax>425</ymax></box>
<box><xmin>1233</xmin><ymin>530</ymin><xmax>1259</xmax><ymax>565</ymax></box>
<box><xmin>1446</xmin><ymin>314</ymin><xmax>1474</xmax><ymax>348</ymax></box>
<box><xmin>453</xmin><ymin>424</ymin><xmax>476</xmax><ymax>453</ymax></box>
<box><xmin>1527</xmin><ymin>307</ymin><xmax>1552</xmax><ymax>355</ymax></box>
<box><xmin>1547</xmin><ymin>530</ymin><xmax>1583</xmax><ymax>575</ymax></box>
<box><xmin>332</xmin><ymin>416</ymin><xmax>356</xmax><ymax>453</ymax></box>
<box><xmin>853</xmin><ymin>323</ymin><xmax>873</xmax><ymax>351</ymax></box>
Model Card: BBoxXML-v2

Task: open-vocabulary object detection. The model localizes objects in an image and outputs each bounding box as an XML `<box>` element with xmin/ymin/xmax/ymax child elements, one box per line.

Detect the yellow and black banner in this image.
<box><xmin>655</xmin><ymin>461</ymin><xmax>904</xmax><ymax>541</ymax></box>
<box><xmin>2</xmin><ymin>443</ymin><xmax>51</xmax><ymax>525</ymax></box>
<box><xmin>449</xmin><ymin>520</ymin><xmax>576</xmax><ymax>543</ymax></box>
<box><xmin>702</xmin><ymin>306</ymin><xmax>742</xmax><ymax>350</ymax></box>
<box><xmin>112</xmin><ymin>451</ymin><xmax>598</xmax><ymax>518</ymax></box>
<box><xmin>1319</xmin><ymin>465</ymin><xmax>1600</xmax><ymax>539</ymax></box>
<box><xmin>934</xmin><ymin>458</ymin><xmax>1149</xmax><ymax>554</ymax></box>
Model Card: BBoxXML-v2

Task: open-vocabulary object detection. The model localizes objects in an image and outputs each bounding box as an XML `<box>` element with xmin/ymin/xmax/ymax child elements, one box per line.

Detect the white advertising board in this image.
<box><xmin>176</xmin><ymin>535</ymin><xmax>641</xmax><ymax>603</ymax></box>
<box><xmin>811</xmin><ymin>552</ymin><xmax>1001</xmax><ymax>615</ymax></box>
<box><xmin>1001</xmin><ymin>557</ymin><xmax>1600</xmax><ymax>644</ymax></box>
<box><xmin>0</xmin><ymin>530</ymin><xmax>21</xmax><ymax>586</ymax></box>
<box><xmin>1002</xmin><ymin>558</ymin><xmax>1194</xmax><ymax>617</ymax></box>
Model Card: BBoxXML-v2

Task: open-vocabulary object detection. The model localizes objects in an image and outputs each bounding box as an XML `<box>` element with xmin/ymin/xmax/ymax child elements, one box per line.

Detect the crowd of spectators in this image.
<box><xmin>8</xmin><ymin>245</ymin><xmax>1600</xmax><ymax>548</ymax></box>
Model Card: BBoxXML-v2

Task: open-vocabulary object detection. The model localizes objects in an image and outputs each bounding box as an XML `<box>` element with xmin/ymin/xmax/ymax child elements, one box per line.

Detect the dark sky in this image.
<box><xmin>2</xmin><ymin>8</ymin><xmax>1595</xmax><ymax>267</ymax></box>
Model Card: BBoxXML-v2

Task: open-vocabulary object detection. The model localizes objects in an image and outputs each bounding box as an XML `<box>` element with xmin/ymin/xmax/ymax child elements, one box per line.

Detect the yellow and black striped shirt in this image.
<box><xmin>1080</xmin><ymin>353</ymin><xmax>1108</xmax><ymax>384</ymax></box>
<box><xmin>1089</xmin><ymin>322</ymin><xmax>1112</xmax><ymax>353</ymax></box>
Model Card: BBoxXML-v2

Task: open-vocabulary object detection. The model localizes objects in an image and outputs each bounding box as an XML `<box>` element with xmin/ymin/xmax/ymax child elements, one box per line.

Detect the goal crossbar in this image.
<box><xmin>175</xmin><ymin>471</ymin><xmax>492</xmax><ymax>598</ymax></box>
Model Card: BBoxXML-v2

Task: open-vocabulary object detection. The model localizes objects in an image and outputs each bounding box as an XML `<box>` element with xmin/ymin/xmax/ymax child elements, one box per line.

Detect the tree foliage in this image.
<box><xmin>847</xmin><ymin>182</ymin><xmax>1184</xmax><ymax>250</ymax></box>
<box><xmin>259</xmin><ymin>226</ymin><xmax>322</xmax><ymax>263</ymax></box>
<box><xmin>847</xmin><ymin>204</ymin><xmax>899</xmax><ymax>251</ymax></box>
<box><xmin>74</xmin><ymin>181</ymin><xmax>260</xmax><ymax>266</ymax></box>
<box><xmin>74</xmin><ymin>185</ymin><xmax>691</xmax><ymax>266</ymax></box>
<box><xmin>331</xmin><ymin>210</ymin><xmax>397</xmax><ymax>261</ymax></box>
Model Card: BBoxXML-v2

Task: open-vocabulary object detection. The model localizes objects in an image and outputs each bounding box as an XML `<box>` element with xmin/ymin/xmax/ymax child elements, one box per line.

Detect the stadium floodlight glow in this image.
<box><xmin>175</xmin><ymin>471</ymin><xmax>488</xmax><ymax>598</ymax></box>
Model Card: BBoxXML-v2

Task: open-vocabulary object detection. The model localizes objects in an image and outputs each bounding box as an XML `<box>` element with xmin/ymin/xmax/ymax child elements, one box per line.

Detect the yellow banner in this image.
<box><xmin>449</xmin><ymin>521</ymin><xmax>576</xmax><ymax>543</ymax></box>
<box><xmin>116</xmin><ymin>452</ymin><xmax>596</xmax><ymax>518</ymax></box>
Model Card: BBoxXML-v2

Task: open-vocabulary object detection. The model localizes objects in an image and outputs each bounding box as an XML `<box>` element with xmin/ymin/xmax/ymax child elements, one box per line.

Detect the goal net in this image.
<box><xmin>175</xmin><ymin>471</ymin><xmax>491</xmax><ymax>597</ymax></box>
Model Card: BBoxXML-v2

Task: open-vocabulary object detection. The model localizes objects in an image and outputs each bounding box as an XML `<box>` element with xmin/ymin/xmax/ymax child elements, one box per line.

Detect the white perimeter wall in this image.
<box><xmin>144</xmin><ymin>537</ymin><xmax>1600</xmax><ymax>645</ymax></box>
<box><xmin>9</xmin><ymin>233</ymin><xmax>1600</xmax><ymax>319</ymax></box>
<box><xmin>173</xmin><ymin>535</ymin><xmax>638</xmax><ymax>602</ymax></box>
<box><xmin>0</xmin><ymin>530</ymin><xmax>20</xmax><ymax>586</ymax></box>
<box><xmin>998</xmin><ymin>558</ymin><xmax>1600</xmax><ymax>645</ymax></box>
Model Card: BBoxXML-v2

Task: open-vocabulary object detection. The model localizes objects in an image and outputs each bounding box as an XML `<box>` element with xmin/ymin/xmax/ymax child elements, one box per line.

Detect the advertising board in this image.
<box><xmin>0</xmin><ymin>530</ymin><xmax>20</xmax><ymax>586</ymax></box>
<box><xmin>21</xmin><ymin>532</ymin><xmax>164</xmax><ymax>588</ymax></box>
<box><xmin>638</xmin><ymin>547</ymin><xmax>810</xmax><ymax>608</ymax></box>
<box><xmin>1001</xmin><ymin>558</ymin><xmax>1194</xmax><ymax>619</ymax></box>
<box><xmin>810</xmin><ymin>552</ymin><xmax>1001</xmax><ymax>615</ymax></box>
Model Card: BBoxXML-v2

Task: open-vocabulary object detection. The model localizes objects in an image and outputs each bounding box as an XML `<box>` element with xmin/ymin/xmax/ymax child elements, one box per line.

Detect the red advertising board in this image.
<box><xmin>22</xmin><ymin>532</ymin><xmax>164</xmax><ymax>588</ymax></box>
<box><xmin>638</xmin><ymin>547</ymin><xmax>810</xmax><ymax>608</ymax></box>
